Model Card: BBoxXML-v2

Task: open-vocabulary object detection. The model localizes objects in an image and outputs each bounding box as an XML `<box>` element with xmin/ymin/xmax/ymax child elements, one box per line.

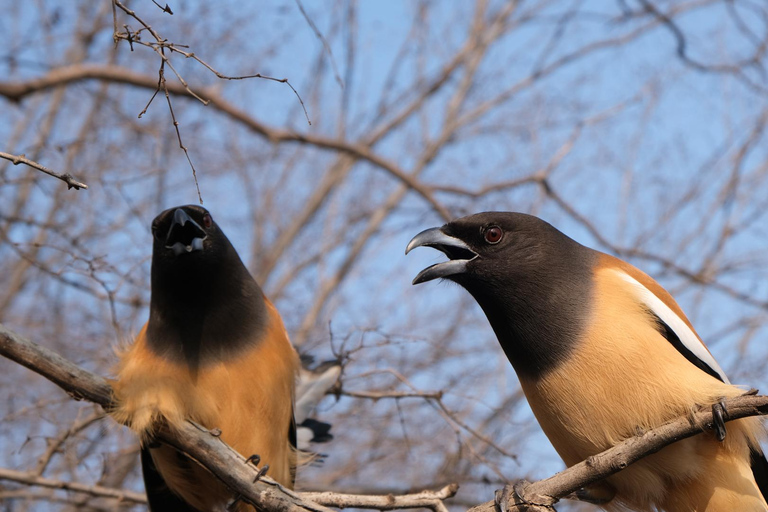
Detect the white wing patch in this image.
<box><xmin>295</xmin><ymin>364</ymin><xmax>341</xmax><ymax>424</ymax></box>
<box><xmin>613</xmin><ymin>270</ymin><xmax>730</xmax><ymax>384</ymax></box>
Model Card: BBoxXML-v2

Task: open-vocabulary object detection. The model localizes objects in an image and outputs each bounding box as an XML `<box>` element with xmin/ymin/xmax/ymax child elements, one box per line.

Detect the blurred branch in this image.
<box><xmin>303</xmin><ymin>484</ymin><xmax>458</xmax><ymax>512</ymax></box>
<box><xmin>468</xmin><ymin>392</ymin><xmax>768</xmax><ymax>512</ymax></box>
<box><xmin>112</xmin><ymin>0</ymin><xmax>310</xmax><ymax>123</ymax></box>
<box><xmin>0</xmin><ymin>467</ymin><xmax>146</xmax><ymax>505</ymax></box>
<box><xmin>339</xmin><ymin>389</ymin><xmax>444</xmax><ymax>401</ymax></box>
<box><xmin>540</xmin><ymin>180</ymin><xmax>768</xmax><ymax>312</ymax></box>
<box><xmin>0</xmin><ymin>151</ymin><xmax>88</xmax><ymax>190</ymax></box>
<box><xmin>0</xmin><ymin>323</ymin><xmax>458</xmax><ymax>512</ymax></box>
<box><xmin>294</xmin><ymin>0</ymin><xmax>344</xmax><ymax>89</ymax></box>
<box><xmin>0</xmin><ymin>64</ymin><xmax>449</xmax><ymax>219</ymax></box>
<box><xmin>34</xmin><ymin>409</ymin><xmax>104</xmax><ymax>475</ymax></box>
<box><xmin>636</xmin><ymin>0</ymin><xmax>768</xmax><ymax>93</ymax></box>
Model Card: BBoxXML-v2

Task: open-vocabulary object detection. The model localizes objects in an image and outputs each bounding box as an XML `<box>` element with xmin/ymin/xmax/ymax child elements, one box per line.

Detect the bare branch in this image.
<box><xmin>468</xmin><ymin>392</ymin><xmax>768</xmax><ymax>512</ymax></box>
<box><xmin>0</xmin><ymin>468</ymin><xmax>146</xmax><ymax>505</ymax></box>
<box><xmin>112</xmin><ymin>0</ymin><xmax>310</xmax><ymax>124</ymax></box>
<box><xmin>339</xmin><ymin>389</ymin><xmax>444</xmax><ymax>401</ymax></box>
<box><xmin>0</xmin><ymin>323</ymin><xmax>458</xmax><ymax>512</ymax></box>
<box><xmin>0</xmin><ymin>151</ymin><xmax>88</xmax><ymax>190</ymax></box>
<box><xmin>0</xmin><ymin>64</ymin><xmax>447</xmax><ymax>219</ymax></box>
<box><xmin>302</xmin><ymin>484</ymin><xmax>459</xmax><ymax>512</ymax></box>
<box><xmin>294</xmin><ymin>0</ymin><xmax>344</xmax><ymax>89</ymax></box>
<box><xmin>636</xmin><ymin>0</ymin><xmax>768</xmax><ymax>93</ymax></box>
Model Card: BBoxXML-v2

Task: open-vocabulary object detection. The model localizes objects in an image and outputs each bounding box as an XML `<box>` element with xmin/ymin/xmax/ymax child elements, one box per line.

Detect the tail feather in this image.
<box><xmin>295</xmin><ymin>360</ymin><xmax>341</xmax><ymax>424</ymax></box>
<box><xmin>295</xmin><ymin>356</ymin><xmax>338</xmax><ymax>458</ymax></box>
<box><xmin>299</xmin><ymin>418</ymin><xmax>334</xmax><ymax>444</ymax></box>
<box><xmin>750</xmin><ymin>446</ymin><xmax>768</xmax><ymax>503</ymax></box>
<box><xmin>141</xmin><ymin>447</ymin><xmax>199</xmax><ymax>512</ymax></box>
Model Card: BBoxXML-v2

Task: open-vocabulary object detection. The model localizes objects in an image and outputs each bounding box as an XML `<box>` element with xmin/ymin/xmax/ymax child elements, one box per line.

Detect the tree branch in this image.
<box><xmin>4</xmin><ymin>322</ymin><xmax>763</xmax><ymax>512</ymax></box>
<box><xmin>0</xmin><ymin>467</ymin><xmax>146</xmax><ymax>505</ymax></box>
<box><xmin>303</xmin><ymin>484</ymin><xmax>459</xmax><ymax>512</ymax></box>
<box><xmin>0</xmin><ymin>64</ymin><xmax>448</xmax><ymax>219</ymax></box>
<box><xmin>468</xmin><ymin>392</ymin><xmax>768</xmax><ymax>512</ymax></box>
<box><xmin>0</xmin><ymin>151</ymin><xmax>88</xmax><ymax>190</ymax></box>
<box><xmin>0</xmin><ymin>323</ymin><xmax>457</xmax><ymax>511</ymax></box>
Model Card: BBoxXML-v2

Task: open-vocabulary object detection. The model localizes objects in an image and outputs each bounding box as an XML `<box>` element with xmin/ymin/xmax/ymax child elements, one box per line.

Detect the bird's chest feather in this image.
<box><xmin>518</xmin><ymin>267</ymin><xmax>743</xmax><ymax>465</ymax></box>
<box><xmin>112</xmin><ymin>307</ymin><xmax>298</xmax><ymax>502</ymax></box>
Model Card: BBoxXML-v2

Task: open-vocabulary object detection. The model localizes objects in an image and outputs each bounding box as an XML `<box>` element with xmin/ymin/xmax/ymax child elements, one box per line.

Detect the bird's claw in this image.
<box><xmin>246</xmin><ymin>454</ymin><xmax>270</xmax><ymax>482</ymax></box>
<box><xmin>494</xmin><ymin>484</ymin><xmax>514</xmax><ymax>512</ymax></box>
<box><xmin>712</xmin><ymin>400</ymin><xmax>727</xmax><ymax>442</ymax></box>
<box><xmin>495</xmin><ymin>481</ymin><xmax>554</xmax><ymax>512</ymax></box>
<box><xmin>252</xmin><ymin>464</ymin><xmax>270</xmax><ymax>483</ymax></box>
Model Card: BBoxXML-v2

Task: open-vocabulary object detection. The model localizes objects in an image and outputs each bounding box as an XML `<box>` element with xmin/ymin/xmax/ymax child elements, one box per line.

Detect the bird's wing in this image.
<box><xmin>601</xmin><ymin>254</ymin><xmax>730</xmax><ymax>384</ymax></box>
<box><xmin>750</xmin><ymin>446</ymin><xmax>768</xmax><ymax>503</ymax></box>
<box><xmin>295</xmin><ymin>360</ymin><xmax>339</xmax><ymax>451</ymax></box>
<box><xmin>295</xmin><ymin>363</ymin><xmax>341</xmax><ymax>424</ymax></box>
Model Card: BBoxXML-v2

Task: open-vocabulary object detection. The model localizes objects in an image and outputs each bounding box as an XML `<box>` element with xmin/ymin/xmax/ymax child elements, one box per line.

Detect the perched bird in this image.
<box><xmin>295</xmin><ymin>355</ymin><xmax>341</xmax><ymax>450</ymax></box>
<box><xmin>113</xmin><ymin>205</ymin><xmax>299</xmax><ymax>511</ymax></box>
<box><xmin>407</xmin><ymin>212</ymin><xmax>768</xmax><ymax>512</ymax></box>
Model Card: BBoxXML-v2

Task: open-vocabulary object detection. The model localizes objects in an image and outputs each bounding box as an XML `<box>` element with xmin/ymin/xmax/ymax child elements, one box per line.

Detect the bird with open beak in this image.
<box><xmin>407</xmin><ymin>211</ymin><xmax>768</xmax><ymax>512</ymax></box>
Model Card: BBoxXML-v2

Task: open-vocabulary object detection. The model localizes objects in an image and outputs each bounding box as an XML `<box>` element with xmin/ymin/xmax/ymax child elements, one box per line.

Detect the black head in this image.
<box><xmin>406</xmin><ymin>212</ymin><xmax>597</xmax><ymax>378</ymax></box>
<box><xmin>147</xmin><ymin>205</ymin><xmax>266</xmax><ymax>370</ymax></box>
<box><xmin>151</xmin><ymin>205</ymin><xmax>224</xmax><ymax>270</ymax></box>
<box><xmin>406</xmin><ymin>212</ymin><xmax>591</xmax><ymax>285</ymax></box>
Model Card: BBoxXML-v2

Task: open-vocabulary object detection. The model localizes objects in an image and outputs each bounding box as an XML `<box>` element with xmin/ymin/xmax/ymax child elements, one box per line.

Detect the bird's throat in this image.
<box><xmin>146</xmin><ymin>261</ymin><xmax>267</xmax><ymax>371</ymax></box>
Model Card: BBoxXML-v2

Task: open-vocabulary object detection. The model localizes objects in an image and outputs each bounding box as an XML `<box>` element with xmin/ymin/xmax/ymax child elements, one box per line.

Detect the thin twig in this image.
<box><xmin>151</xmin><ymin>0</ymin><xmax>173</xmax><ymax>15</ymax></box>
<box><xmin>0</xmin><ymin>152</ymin><xmax>88</xmax><ymax>190</ymax></box>
<box><xmin>302</xmin><ymin>484</ymin><xmax>459</xmax><ymax>512</ymax></box>
<box><xmin>112</xmin><ymin>0</ymin><xmax>310</xmax><ymax>124</ymax></box>
<box><xmin>0</xmin><ymin>468</ymin><xmax>146</xmax><ymax>505</ymax></box>
<box><xmin>158</xmin><ymin>59</ymin><xmax>203</xmax><ymax>204</ymax></box>
<box><xmin>294</xmin><ymin>0</ymin><xmax>344</xmax><ymax>89</ymax></box>
<box><xmin>339</xmin><ymin>389</ymin><xmax>444</xmax><ymax>401</ymax></box>
<box><xmin>0</xmin><ymin>324</ymin><xmax>458</xmax><ymax>512</ymax></box>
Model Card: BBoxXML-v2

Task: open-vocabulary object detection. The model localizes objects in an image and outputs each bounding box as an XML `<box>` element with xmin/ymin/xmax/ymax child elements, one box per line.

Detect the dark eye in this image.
<box><xmin>484</xmin><ymin>226</ymin><xmax>502</xmax><ymax>244</ymax></box>
<box><xmin>202</xmin><ymin>213</ymin><xmax>212</xmax><ymax>228</ymax></box>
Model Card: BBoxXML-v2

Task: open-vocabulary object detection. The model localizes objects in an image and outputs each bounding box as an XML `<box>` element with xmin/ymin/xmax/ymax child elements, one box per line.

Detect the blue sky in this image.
<box><xmin>2</xmin><ymin>0</ymin><xmax>768</xmax><ymax>509</ymax></box>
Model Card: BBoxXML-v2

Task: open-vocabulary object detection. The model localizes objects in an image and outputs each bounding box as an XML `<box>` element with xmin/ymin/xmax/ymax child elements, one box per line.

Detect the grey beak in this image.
<box><xmin>172</xmin><ymin>208</ymin><xmax>192</xmax><ymax>227</ymax></box>
<box><xmin>406</xmin><ymin>227</ymin><xmax>477</xmax><ymax>284</ymax></box>
<box><xmin>165</xmin><ymin>209</ymin><xmax>206</xmax><ymax>255</ymax></box>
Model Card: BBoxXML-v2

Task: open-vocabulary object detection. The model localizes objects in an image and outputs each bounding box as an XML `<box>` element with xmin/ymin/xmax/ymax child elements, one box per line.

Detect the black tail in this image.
<box><xmin>750</xmin><ymin>446</ymin><xmax>768</xmax><ymax>502</ymax></box>
<box><xmin>141</xmin><ymin>447</ymin><xmax>199</xmax><ymax>512</ymax></box>
<box><xmin>299</xmin><ymin>418</ymin><xmax>334</xmax><ymax>443</ymax></box>
<box><xmin>295</xmin><ymin>355</ymin><xmax>340</xmax><ymax>452</ymax></box>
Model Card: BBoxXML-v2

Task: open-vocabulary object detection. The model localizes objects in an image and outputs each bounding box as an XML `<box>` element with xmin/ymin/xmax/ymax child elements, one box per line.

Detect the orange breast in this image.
<box><xmin>518</xmin><ymin>264</ymin><xmax>764</xmax><ymax>510</ymax></box>
<box><xmin>112</xmin><ymin>297</ymin><xmax>298</xmax><ymax>510</ymax></box>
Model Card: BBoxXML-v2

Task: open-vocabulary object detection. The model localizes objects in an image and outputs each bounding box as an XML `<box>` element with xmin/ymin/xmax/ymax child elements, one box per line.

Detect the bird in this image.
<box><xmin>112</xmin><ymin>205</ymin><xmax>299</xmax><ymax>512</ymax></box>
<box><xmin>406</xmin><ymin>211</ymin><xmax>768</xmax><ymax>512</ymax></box>
<box><xmin>295</xmin><ymin>355</ymin><xmax>341</xmax><ymax>451</ymax></box>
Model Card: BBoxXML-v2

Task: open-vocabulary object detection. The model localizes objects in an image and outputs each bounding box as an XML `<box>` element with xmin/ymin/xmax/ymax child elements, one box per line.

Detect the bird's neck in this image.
<box><xmin>146</xmin><ymin>257</ymin><xmax>267</xmax><ymax>370</ymax></box>
<box><xmin>461</xmin><ymin>262</ymin><xmax>595</xmax><ymax>381</ymax></box>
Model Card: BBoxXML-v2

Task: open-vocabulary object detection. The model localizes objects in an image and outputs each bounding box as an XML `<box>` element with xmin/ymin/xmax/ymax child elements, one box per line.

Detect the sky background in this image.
<box><xmin>2</xmin><ymin>1</ymin><xmax>768</xmax><ymax>510</ymax></box>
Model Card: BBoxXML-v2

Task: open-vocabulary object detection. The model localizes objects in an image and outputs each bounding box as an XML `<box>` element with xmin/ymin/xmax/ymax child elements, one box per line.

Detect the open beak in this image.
<box><xmin>165</xmin><ymin>209</ymin><xmax>206</xmax><ymax>256</ymax></box>
<box><xmin>406</xmin><ymin>227</ymin><xmax>478</xmax><ymax>284</ymax></box>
